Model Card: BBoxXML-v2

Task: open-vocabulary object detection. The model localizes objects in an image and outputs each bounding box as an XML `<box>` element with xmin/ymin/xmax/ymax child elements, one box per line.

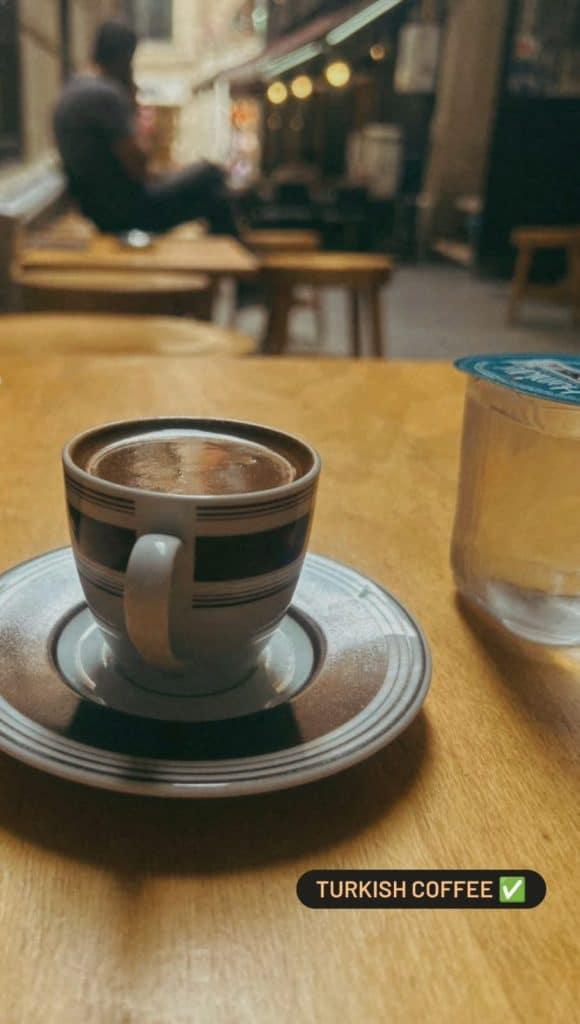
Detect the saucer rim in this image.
<box><xmin>0</xmin><ymin>549</ymin><xmax>431</xmax><ymax>798</ymax></box>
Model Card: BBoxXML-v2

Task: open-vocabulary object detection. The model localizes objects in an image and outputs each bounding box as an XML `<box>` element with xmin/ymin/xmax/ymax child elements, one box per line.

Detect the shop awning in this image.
<box><xmin>193</xmin><ymin>3</ymin><xmax>362</xmax><ymax>92</ymax></box>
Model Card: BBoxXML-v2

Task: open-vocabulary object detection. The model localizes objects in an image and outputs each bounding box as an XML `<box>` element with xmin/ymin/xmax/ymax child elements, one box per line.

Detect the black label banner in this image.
<box><xmin>297</xmin><ymin>871</ymin><xmax>546</xmax><ymax>909</ymax></box>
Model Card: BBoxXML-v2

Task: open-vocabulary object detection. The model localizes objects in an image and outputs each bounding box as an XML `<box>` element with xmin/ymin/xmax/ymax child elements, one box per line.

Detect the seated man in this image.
<box><xmin>54</xmin><ymin>21</ymin><xmax>237</xmax><ymax>236</ymax></box>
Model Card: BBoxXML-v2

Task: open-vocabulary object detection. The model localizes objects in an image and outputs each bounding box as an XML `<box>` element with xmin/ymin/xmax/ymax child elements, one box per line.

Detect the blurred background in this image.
<box><xmin>1</xmin><ymin>0</ymin><xmax>579</xmax><ymax>358</ymax></box>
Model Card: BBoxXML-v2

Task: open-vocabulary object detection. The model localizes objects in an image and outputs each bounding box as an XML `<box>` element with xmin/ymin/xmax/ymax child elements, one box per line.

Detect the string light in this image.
<box><xmin>325</xmin><ymin>61</ymin><xmax>352</xmax><ymax>88</ymax></box>
<box><xmin>291</xmin><ymin>74</ymin><xmax>313</xmax><ymax>100</ymax></box>
<box><xmin>267</xmin><ymin>81</ymin><xmax>288</xmax><ymax>105</ymax></box>
<box><xmin>370</xmin><ymin>43</ymin><xmax>386</xmax><ymax>61</ymax></box>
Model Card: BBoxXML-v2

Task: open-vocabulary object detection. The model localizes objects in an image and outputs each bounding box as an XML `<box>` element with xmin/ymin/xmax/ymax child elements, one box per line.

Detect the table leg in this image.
<box><xmin>314</xmin><ymin>288</ymin><xmax>325</xmax><ymax>347</ymax></box>
<box><xmin>350</xmin><ymin>289</ymin><xmax>362</xmax><ymax>358</ymax></box>
<box><xmin>223</xmin><ymin>277</ymin><xmax>237</xmax><ymax>327</ymax></box>
<box><xmin>264</xmin><ymin>284</ymin><xmax>292</xmax><ymax>355</ymax></box>
<box><xmin>367</xmin><ymin>285</ymin><xmax>385</xmax><ymax>359</ymax></box>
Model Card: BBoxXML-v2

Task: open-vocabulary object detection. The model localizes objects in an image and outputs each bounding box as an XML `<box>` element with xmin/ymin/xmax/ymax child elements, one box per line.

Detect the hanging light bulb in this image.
<box><xmin>267</xmin><ymin>81</ymin><xmax>288</xmax><ymax>105</ymax></box>
<box><xmin>325</xmin><ymin>61</ymin><xmax>352</xmax><ymax>88</ymax></box>
<box><xmin>291</xmin><ymin>74</ymin><xmax>313</xmax><ymax>100</ymax></box>
<box><xmin>370</xmin><ymin>43</ymin><xmax>387</xmax><ymax>62</ymax></box>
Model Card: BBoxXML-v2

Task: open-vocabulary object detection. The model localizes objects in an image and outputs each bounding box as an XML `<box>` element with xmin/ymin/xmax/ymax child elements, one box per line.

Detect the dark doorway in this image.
<box><xmin>0</xmin><ymin>0</ymin><xmax>21</xmax><ymax>162</ymax></box>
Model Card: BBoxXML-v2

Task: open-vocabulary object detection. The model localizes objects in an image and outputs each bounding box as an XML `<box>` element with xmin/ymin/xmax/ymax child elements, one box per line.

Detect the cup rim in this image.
<box><xmin>62</xmin><ymin>416</ymin><xmax>321</xmax><ymax>504</ymax></box>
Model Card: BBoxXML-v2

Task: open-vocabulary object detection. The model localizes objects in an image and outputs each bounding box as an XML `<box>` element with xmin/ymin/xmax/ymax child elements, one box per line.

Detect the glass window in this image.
<box><xmin>121</xmin><ymin>0</ymin><xmax>173</xmax><ymax>42</ymax></box>
<box><xmin>0</xmin><ymin>0</ymin><xmax>21</xmax><ymax>162</ymax></box>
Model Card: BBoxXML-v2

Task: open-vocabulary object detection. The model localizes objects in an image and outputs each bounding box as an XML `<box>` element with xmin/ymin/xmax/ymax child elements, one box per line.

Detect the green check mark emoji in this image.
<box><xmin>499</xmin><ymin>876</ymin><xmax>526</xmax><ymax>904</ymax></box>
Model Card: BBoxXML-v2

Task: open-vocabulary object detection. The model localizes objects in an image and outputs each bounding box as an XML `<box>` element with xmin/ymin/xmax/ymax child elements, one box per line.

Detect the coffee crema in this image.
<box><xmin>85</xmin><ymin>429</ymin><xmax>298</xmax><ymax>496</ymax></box>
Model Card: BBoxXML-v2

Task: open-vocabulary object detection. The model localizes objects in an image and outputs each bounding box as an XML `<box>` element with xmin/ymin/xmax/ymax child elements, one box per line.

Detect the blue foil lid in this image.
<box><xmin>455</xmin><ymin>354</ymin><xmax>580</xmax><ymax>406</ymax></box>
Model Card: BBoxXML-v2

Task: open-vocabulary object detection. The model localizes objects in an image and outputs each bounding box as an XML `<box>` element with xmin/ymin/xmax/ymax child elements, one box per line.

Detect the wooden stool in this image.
<box><xmin>509</xmin><ymin>225</ymin><xmax>580</xmax><ymax>325</ymax></box>
<box><xmin>12</xmin><ymin>267</ymin><xmax>214</xmax><ymax>320</ymax></box>
<box><xmin>0</xmin><ymin>314</ymin><xmax>256</xmax><ymax>357</ymax></box>
<box><xmin>242</xmin><ymin>229</ymin><xmax>321</xmax><ymax>254</ymax></box>
<box><xmin>242</xmin><ymin>229</ymin><xmax>324</xmax><ymax>335</ymax></box>
<box><xmin>262</xmin><ymin>252</ymin><xmax>393</xmax><ymax>358</ymax></box>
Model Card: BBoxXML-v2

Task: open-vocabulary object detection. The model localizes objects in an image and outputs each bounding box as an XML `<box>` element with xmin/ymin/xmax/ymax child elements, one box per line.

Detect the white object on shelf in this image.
<box><xmin>360</xmin><ymin>124</ymin><xmax>404</xmax><ymax>199</ymax></box>
<box><xmin>395</xmin><ymin>24</ymin><xmax>441</xmax><ymax>94</ymax></box>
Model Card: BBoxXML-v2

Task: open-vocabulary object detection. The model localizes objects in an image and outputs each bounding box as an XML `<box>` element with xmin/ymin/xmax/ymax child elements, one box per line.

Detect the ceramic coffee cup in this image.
<box><xmin>63</xmin><ymin>417</ymin><xmax>320</xmax><ymax>694</ymax></box>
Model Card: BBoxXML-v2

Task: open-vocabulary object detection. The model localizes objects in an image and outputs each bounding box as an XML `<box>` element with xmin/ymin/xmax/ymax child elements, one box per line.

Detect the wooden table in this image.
<box><xmin>0</xmin><ymin>314</ymin><xmax>256</xmax><ymax>357</ymax></box>
<box><xmin>21</xmin><ymin>234</ymin><xmax>259</xmax><ymax>280</ymax></box>
<box><xmin>12</xmin><ymin>268</ymin><xmax>213</xmax><ymax>319</ymax></box>
<box><xmin>0</xmin><ymin>357</ymin><xmax>577</xmax><ymax>1023</ymax></box>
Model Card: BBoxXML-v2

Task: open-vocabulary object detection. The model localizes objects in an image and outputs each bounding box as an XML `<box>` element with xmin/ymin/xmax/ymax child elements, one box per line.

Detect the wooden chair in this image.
<box><xmin>262</xmin><ymin>252</ymin><xmax>393</xmax><ymax>358</ymax></box>
<box><xmin>0</xmin><ymin>313</ymin><xmax>256</xmax><ymax>357</ymax></box>
<box><xmin>12</xmin><ymin>267</ymin><xmax>214</xmax><ymax>320</ymax></box>
<box><xmin>509</xmin><ymin>226</ymin><xmax>580</xmax><ymax>325</ymax></box>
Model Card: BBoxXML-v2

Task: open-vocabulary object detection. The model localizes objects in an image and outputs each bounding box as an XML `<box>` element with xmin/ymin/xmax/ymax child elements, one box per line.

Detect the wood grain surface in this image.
<box><xmin>21</xmin><ymin>235</ymin><xmax>259</xmax><ymax>279</ymax></box>
<box><xmin>261</xmin><ymin>251</ymin><xmax>394</xmax><ymax>284</ymax></box>
<box><xmin>12</xmin><ymin>269</ymin><xmax>210</xmax><ymax>294</ymax></box>
<box><xmin>12</xmin><ymin>270</ymin><xmax>214</xmax><ymax>320</ymax></box>
<box><xmin>242</xmin><ymin>229</ymin><xmax>322</xmax><ymax>252</ymax></box>
<box><xmin>0</xmin><ymin>356</ymin><xmax>577</xmax><ymax>1024</ymax></box>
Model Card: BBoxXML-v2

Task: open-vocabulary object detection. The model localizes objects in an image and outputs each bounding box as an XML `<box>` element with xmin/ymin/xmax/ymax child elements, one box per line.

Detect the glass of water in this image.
<box><xmin>451</xmin><ymin>355</ymin><xmax>580</xmax><ymax>645</ymax></box>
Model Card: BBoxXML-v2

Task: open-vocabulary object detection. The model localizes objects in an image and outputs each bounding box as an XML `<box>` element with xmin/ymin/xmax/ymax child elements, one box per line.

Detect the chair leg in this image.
<box><xmin>508</xmin><ymin>245</ymin><xmax>533</xmax><ymax>324</ymax></box>
<box><xmin>314</xmin><ymin>288</ymin><xmax>325</xmax><ymax>346</ymax></box>
<box><xmin>350</xmin><ymin>289</ymin><xmax>362</xmax><ymax>358</ymax></box>
<box><xmin>224</xmin><ymin>278</ymin><xmax>237</xmax><ymax>327</ymax></box>
<box><xmin>367</xmin><ymin>285</ymin><xmax>385</xmax><ymax>358</ymax></box>
<box><xmin>264</xmin><ymin>284</ymin><xmax>292</xmax><ymax>355</ymax></box>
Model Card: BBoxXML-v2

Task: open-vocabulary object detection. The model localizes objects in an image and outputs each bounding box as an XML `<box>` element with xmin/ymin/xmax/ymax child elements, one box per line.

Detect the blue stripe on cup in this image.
<box><xmin>68</xmin><ymin>506</ymin><xmax>312</xmax><ymax>582</ymax></box>
<box><xmin>194</xmin><ymin>515</ymin><xmax>311</xmax><ymax>581</ymax></box>
<box><xmin>68</xmin><ymin>506</ymin><xmax>136</xmax><ymax>573</ymax></box>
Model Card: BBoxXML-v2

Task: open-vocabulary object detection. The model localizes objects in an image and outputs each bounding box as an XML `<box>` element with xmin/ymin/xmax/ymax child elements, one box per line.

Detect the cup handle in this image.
<box><xmin>124</xmin><ymin>534</ymin><xmax>186</xmax><ymax>672</ymax></box>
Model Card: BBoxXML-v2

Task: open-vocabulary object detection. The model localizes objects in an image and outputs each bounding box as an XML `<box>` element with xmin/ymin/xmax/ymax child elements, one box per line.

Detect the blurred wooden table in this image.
<box><xmin>20</xmin><ymin>234</ymin><xmax>258</xmax><ymax>280</ymax></box>
<box><xmin>0</xmin><ymin>357</ymin><xmax>577</xmax><ymax>1023</ymax></box>
<box><xmin>11</xmin><ymin>269</ymin><xmax>213</xmax><ymax>319</ymax></box>
<box><xmin>0</xmin><ymin>314</ymin><xmax>256</xmax><ymax>357</ymax></box>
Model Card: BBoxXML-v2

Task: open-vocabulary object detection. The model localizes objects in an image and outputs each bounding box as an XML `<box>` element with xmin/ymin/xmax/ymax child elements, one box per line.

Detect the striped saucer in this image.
<box><xmin>0</xmin><ymin>548</ymin><xmax>430</xmax><ymax>798</ymax></box>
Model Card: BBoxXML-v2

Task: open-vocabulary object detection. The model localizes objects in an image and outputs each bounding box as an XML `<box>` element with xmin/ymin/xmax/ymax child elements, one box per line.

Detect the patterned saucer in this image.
<box><xmin>0</xmin><ymin>548</ymin><xmax>430</xmax><ymax>797</ymax></box>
